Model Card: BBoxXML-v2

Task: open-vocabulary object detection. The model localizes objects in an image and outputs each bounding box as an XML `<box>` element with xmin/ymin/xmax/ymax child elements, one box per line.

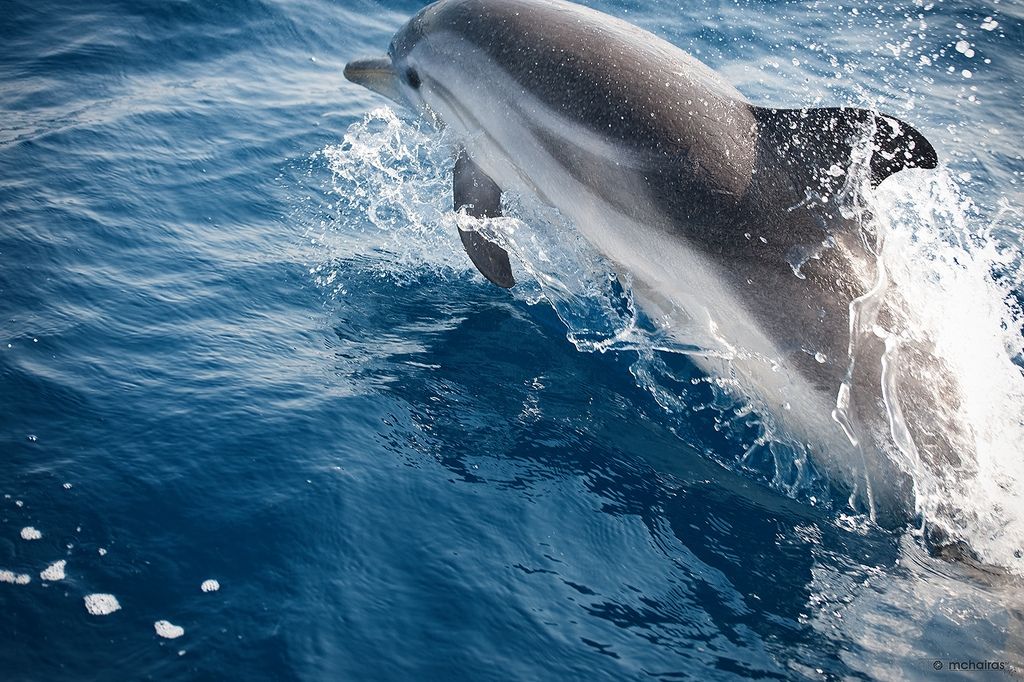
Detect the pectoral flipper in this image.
<box><xmin>454</xmin><ymin>150</ymin><xmax>515</xmax><ymax>289</ymax></box>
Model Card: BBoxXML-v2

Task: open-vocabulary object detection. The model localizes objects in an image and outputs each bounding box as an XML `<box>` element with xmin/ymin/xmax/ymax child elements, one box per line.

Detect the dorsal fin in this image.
<box><xmin>753</xmin><ymin>107</ymin><xmax>938</xmax><ymax>189</ymax></box>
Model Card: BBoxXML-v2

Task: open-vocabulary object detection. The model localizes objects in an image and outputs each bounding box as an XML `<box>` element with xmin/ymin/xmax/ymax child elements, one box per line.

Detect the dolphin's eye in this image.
<box><xmin>405</xmin><ymin>67</ymin><xmax>421</xmax><ymax>89</ymax></box>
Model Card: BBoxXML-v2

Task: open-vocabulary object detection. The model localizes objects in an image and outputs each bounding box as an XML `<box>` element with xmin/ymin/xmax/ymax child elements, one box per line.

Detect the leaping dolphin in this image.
<box><xmin>344</xmin><ymin>0</ymin><xmax>949</xmax><ymax>525</ymax></box>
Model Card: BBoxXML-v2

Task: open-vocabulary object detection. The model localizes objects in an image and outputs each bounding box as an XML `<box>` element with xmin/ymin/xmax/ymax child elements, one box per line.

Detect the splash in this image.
<box><xmin>867</xmin><ymin>169</ymin><xmax>1024</xmax><ymax>574</ymax></box>
<box><xmin>308</xmin><ymin>107</ymin><xmax>466</xmax><ymax>297</ymax></box>
<box><xmin>816</xmin><ymin>116</ymin><xmax>1024</xmax><ymax>572</ymax></box>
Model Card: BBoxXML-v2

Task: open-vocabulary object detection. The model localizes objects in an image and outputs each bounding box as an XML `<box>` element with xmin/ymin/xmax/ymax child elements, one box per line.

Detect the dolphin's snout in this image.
<box><xmin>343</xmin><ymin>57</ymin><xmax>392</xmax><ymax>83</ymax></box>
<box><xmin>344</xmin><ymin>56</ymin><xmax>404</xmax><ymax>104</ymax></box>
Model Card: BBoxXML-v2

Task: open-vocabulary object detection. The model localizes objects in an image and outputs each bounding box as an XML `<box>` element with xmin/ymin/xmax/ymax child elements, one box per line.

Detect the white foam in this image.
<box><xmin>872</xmin><ymin>171</ymin><xmax>1024</xmax><ymax>575</ymax></box>
<box><xmin>40</xmin><ymin>560</ymin><xmax>66</xmax><ymax>581</ymax></box>
<box><xmin>0</xmin><ymin>569</ymin><xmax>31</xmax><ymax>585</ymax></box>
<box><xmin>20</xmin><ymin>526</ymin><xmax>41</xmax><ymax>540</ymax></box>
<box><xmin>154</xmin><ymin>620</ymin><xmax>185</xmax><ymax>639</ymax></box>
<box><xmin>313</xmin><ymin>107</ymin><xmax>467</xmax><ymax>295</ymax></box>
<box><xmin>200</xmin><ymin>579</ymin><xmax>220</xmax><ymax>593</ymax></box>
<box><xmin>84</xmin><ymin>593</ymin><xmax>120</xmax><ymax>615</ymax></box>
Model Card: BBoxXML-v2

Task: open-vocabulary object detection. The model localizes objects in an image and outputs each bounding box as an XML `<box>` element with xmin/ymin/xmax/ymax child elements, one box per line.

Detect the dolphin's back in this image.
<box><xmin>412</xmin><ymin>0</ymin><xmax>934</xmax><ymax>241</ymax></box>
<box><xmin>411</xmin><ymin>0</ymin><xmax>758</xmax><ymax>196</ymax></box>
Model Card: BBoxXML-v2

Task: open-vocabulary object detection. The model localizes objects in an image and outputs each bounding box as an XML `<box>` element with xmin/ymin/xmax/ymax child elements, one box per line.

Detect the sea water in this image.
<box><xmin>2</xmin><ymin>0</ymin><xmax>1022</xmax><ymax>678</ymax></box>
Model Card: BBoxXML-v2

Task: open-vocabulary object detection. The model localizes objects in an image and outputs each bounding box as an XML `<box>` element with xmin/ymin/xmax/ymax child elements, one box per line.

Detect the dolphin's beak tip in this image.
<box><xmin>342</xmin><ymin>61</ymin><xmax>359</xmax><ymax>84</ymax></box>
<box><xmin>342</xmin><ymin>56</ymin><xmax>402</xmax><ymax>103</ymax></box>
<box><xmin>343</xmin><ymin>56</ymin><xmax>394</xmax><ymax>85</ymax></box>
<box><xmin>342</xmin><ymin>59</ymin><xmax>365</xmax><ymax>83</ymax></box>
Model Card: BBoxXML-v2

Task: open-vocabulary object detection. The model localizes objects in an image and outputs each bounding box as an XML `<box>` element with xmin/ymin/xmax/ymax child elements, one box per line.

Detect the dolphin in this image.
<box><xmin>344</xmin><ymin>0</ymin><xmax>949</xmax><ymax>526</ymax></box>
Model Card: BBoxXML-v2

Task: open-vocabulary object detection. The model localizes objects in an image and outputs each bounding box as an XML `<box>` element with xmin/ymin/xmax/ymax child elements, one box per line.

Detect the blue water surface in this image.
<box><xmin>2</xmin><ymin>0</ymin><xmax>1022</xmax><ymax>679</ymax></box>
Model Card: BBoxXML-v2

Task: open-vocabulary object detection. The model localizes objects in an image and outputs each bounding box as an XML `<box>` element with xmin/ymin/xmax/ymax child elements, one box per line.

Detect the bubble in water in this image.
<box><xmin>84</xmin><ymin>594</ymin><xmax>120</xmax><ymax>616</ymax></box>
<box><xmin>312</xmin><ymin>107</ymin><xmax>466</xmax><ymax>295</ymax></box>
<box><xmin>0</xmin><ymin>570</ymin><xmax>31</xmax><ymax>585</ymax></box>
<box><xmin>871</xmin><ymin>170</ymin><xmax>1024</xmax><ymax>575</ymax></box>
<box><xmin>154</xmin><ymin>620</ymin><xmax>185</xmax><ymax>639</ymax></box>
<box><xmin>39</xmin><ymin>560</ymin><xmax>66</xmax><ymax>582</ymax></box>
